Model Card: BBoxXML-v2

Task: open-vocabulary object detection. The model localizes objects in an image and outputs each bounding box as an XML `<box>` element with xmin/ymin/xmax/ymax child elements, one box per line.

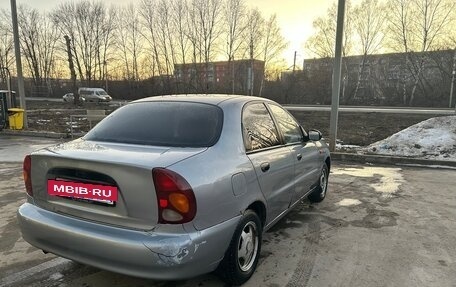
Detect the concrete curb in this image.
<box><xmin>1</xmin><ymin>129</ymin><xmax>69</xmax><ymax>139</ymax></box>
<box><xmin>332</xmin><ymin>152</ymin><xmax>456</xmax><ymax>168</ymax></box>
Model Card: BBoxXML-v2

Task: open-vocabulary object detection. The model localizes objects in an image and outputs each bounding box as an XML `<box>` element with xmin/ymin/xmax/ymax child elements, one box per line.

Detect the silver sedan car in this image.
<box><xmin>18</xmin><ymin>94</ymin><xmax>330</xmax><ymax>285</ymax></box>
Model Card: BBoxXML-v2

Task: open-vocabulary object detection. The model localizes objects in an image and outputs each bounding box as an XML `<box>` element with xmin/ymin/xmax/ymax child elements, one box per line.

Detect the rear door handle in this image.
<box><xmin>297</xmin><ymin>153</ymin><xmax>302</xmax><ymax>161</ymax></box>
<box><xmin>260</xmin><ymin>162</ymin><xmax>270</xmax><ymax>172</ymax></box>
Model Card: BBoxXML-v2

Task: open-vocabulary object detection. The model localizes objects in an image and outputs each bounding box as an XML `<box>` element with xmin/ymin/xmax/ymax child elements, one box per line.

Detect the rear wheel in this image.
<box><xmin>308</xmin><ymin>163</ymin><xmax>329</xmax><ymax>203</ymax></box>
<box><xmin>216</xmin><ymin>210</ymin><xmax>262</xmax><ymax>285</ymax></box>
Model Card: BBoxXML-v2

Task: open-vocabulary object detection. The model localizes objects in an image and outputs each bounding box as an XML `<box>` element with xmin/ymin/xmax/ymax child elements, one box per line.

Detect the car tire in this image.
<box><xmin>308</xmin><ymin>163</ymin><xmax>329</xmax><ymax>203</ymax></box>
<box><xmin>216</xmin><ymin>210</ymin><xmax>262</xmax><ymax>285</ymax></box>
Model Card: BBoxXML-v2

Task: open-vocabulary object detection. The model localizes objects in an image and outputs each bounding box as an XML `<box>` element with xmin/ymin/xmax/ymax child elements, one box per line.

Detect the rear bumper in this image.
<box><xmin>17</xmin><ymin>203</ymin><xmax>238</xmax><ymax>280</ymax></box>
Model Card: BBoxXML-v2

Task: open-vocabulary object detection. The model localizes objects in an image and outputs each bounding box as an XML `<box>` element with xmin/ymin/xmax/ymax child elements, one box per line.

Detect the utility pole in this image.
<box><xmin>449</xmin><ymin>48</ymin><xmax>456</xmax><ymax>110</ymax></box>
<box><xmin>329</xmin><ymin>0</ymin><xmax>346</xmax><ymax>151</ymax></box>
<box><xmin>249</xmin><ymin>41</ymin><xmax>254</xmax><ymax>96</ymax></box>
<box><xmin>104</xmin><ymin>60</ymin><xmax>109</xmax><ymax>93</ymax></box>
<box><xmin>293</xmin><ymin>51</ymin><xmax>297</xmax><ymax>74</ymax></box>
<box><xmin>10</xmin><ymin>0</ymin><xmax>27</xmax><ymax>128</ymax></box>
<box><xmin>64</xmin><ymin>35</ymin><xmax>79</xmax><ymax>105</ymax></box>
<box><xmin>231</xmin><ymin>57</ymin><xmax>235</xmax><ymax>95</ymax></box>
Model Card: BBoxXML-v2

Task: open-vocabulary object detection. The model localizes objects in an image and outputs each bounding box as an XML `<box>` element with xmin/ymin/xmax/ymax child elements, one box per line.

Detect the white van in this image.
<box><xmin>78</xmin><ymin>87</ymin><xmax>112</xmax><ymax>103</ymax></box>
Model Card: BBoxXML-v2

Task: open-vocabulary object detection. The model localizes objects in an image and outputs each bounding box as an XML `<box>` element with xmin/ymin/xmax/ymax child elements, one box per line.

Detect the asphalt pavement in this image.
<box><xmin>0</xmin><ymin>136</ymin><xmax>62</xmax><ymax>162</ymax></box>
<box><xmin>0</xmin><ymin>136</ymin><xmax>455</xmax><ymax>286</ymax></box>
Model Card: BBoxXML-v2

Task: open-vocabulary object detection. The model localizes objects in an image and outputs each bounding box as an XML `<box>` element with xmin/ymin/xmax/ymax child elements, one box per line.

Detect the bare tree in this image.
<box><xmin>17</xmin><ymin>5</ymin><xmax>59</xmax><ymax>91</ymax></box>
<box><xmin>115</xmin><ymin>4</ymin><xmax>143</xmax><ymax>81</ymax></box>
<box><xmin>52</xmin><ymin>1</ymin><xmax>116</xmax><ymax>85</ymax></box>
<box><xmin>240</xmin><ymin>8</ymin><xmax>264</xmax><ymax>95</ymax></box>
<box><xmin>189</xmin><ymin>0</ymin><xmax>223</xmax><ymax>89</ymax></box>
<box><xmin>18</xmin><ymin>6</ymin><xmax>41</xmax><ymax>84</ymax></box>
<box><xmin>305</xmin><ymin>16</ymin><xmax>335</xmax><ymax>58</ymax></box>
<box><xmin>305</xmin><ymin>1</ymin><xmax>353</xmax><ymax>58</ymax></box>
<box><xmin>140</xmin><ymin>0</ymin><xmax>166</xmax><ymax>79</ymax></box>
<box><xmin>156</xmin><ymin>0</ymin><xmax>178</xmax><ymax>76</ymax></box>
<box><xmin>388</xmin><ymin>0</ymin><xmax>456</xmax><ymax>105</ymax></box>
<box><xmin>304</xmin><ymin>1</ymin><xmax>354</xmax><ymax>100</ymax></box>
<box><xmin>223</xmin><ymin>0</ymin><xmax>246</xmax><ymax>61</ymax></box>
<box><xmin>304</xmin><ymin>2</ymin><xmax>353</xmax><ymax>100</ymax></box>
<box><xmin>0</xmin><ymin>10</ymin><xmax>14</xmax><ymax>82</ymax></box>
<box><xmin>96</xmin><ymin>5</ymin><xmax>116</xmax><ymax>83</ymax></box>
<box><xmin>351</xmin><ymin>0</ymin><xmax>387</xmax><ymax>100</ymax></box>
<box><xmin>191</xmin><ymin>0</ymin><xmax>223</xmax><ymax>64</ymax></box>
<box><xmin>243</xmin><ymin>8</ymin><xmax>263</xmax><ymax>57</ymax></box>
<box><xmin>223</xmin><ymin>0</ymin><xmax>247</xmax><ymax>93</ymax></box>
<box><xmin>170</xmin><ymin>0</ymin><xmax>191</xmax><ymax>65</ymax></box>
<box><xmin>258</xmin><ymin>14</ymin><xmax>288</xmax><ymax>96</ymax></box>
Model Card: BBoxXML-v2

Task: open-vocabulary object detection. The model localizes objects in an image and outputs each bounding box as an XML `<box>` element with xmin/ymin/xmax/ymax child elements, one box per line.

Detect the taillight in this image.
<box><xmin>23</xmin><ymin>155</ymin><xmax>33</xmax><ymax>196</ymax></box>
<box><xmin>152</xmin><ymin>168</ymin><xmax>196</xmax><ymax>224</ymax></box>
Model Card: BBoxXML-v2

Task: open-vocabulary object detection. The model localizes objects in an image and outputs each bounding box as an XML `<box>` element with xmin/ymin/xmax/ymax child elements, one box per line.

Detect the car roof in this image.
<box><xmin>133</xmin><ymin>94</ymin><xmax>275</xmax><ymax>106</ymax></box>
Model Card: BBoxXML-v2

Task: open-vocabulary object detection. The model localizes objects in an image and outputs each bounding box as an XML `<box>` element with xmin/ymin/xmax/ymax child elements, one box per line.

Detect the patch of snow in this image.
<box><xmin>332</xmin><ymin>167</ymin><xmax>404</xmax><ymax>197</ymax></box>
<box><xmin>364</xmin><ymin>116</ymin><xmax>456</xmax><ymax>161</ymax></box>
<box><xmin>336</xmin><ymin>143</ymin><xmax>361</xmax><ymax>150</ymax></box>
<box><xmin>336</xmin><ymin>198</ymin><xmax>362</xmax><ymax>206</ymax></box>
<box><xmin>36</xmin><ymin>119</ymin><xmax>51</xmax><ymax>124</ymax></box>
<box><xmin>48</xmin><ymin>272</ymin><xmax>63</xmax><ymax>281</ymax></box>
<box><xmin>398</xmin><ymin>164</ymin><xmax>456</xmax><ymax>170</ymax></box>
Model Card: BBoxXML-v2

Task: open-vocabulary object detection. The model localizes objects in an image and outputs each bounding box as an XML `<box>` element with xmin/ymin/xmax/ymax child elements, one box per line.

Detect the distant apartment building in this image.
<box><xmin>280</xmin><ymin>50</ymin><xmax>455</xmax><ymax>106</ymax></box>
<box><xmin>174</xmin><ymin>59</ymin><xmax>265</xmax><ymax>95</ymax></box>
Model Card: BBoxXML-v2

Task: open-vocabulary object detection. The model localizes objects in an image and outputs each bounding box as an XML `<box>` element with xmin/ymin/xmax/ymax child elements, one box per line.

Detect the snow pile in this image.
<box><xmin>364</xmin><ymin>116</ymin><xmax>456</xmax><ymax>161</ymax></box>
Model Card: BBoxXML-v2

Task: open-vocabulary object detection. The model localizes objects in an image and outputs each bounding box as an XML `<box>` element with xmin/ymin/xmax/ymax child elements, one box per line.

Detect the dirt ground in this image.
<box><xmin>25</xmin><ymin>100</ymin><xmax>119</xmax><ymax>135</ymax></box>
<box><xmin>289</xmin><ymin>111</ymin><xmax>436</xmax><ymax>146</ymax></box>
<box><xmin>23</xmin><ymin>100</ymin><xmax>439</xmax><ymax>146</ymax></box>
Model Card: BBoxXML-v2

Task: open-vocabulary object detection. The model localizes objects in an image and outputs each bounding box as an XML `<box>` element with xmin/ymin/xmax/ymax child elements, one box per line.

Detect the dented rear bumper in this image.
<box><xmin>17</xmin><ymin>203</ymin><xmax>239</xmax><ymax>280</ymax></box>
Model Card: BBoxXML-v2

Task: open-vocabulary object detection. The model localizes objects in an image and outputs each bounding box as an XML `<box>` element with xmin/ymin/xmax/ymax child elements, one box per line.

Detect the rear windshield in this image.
<box><xmin>84</xmin><ymin>101</ymin><xmax>223</xmax><ymax>147</ymax></box>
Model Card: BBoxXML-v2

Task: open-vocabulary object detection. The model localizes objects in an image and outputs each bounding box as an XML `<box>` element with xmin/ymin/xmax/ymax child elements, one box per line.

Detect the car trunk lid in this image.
<box><xmin>30</xmin><ymin>139</ymin><xmax>206</xmax><ymax>230</ymax></box>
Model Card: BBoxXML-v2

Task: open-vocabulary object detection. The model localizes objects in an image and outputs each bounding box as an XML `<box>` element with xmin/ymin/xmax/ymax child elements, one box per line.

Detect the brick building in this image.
<box><xmin>174</xmin><ymin>59</ymin><xmax>265</xmax><ymax>95</ymax></box>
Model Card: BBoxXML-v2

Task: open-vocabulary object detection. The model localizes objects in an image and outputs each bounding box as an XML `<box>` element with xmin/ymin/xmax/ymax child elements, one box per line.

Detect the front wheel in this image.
<box><xmin>308</xmin><ymin>163</ymin><xmax>329</xmax><ymax>203</ymax></box>
<box><xmin>216</xmin><ymin>210</ymin><xmax>262</xmax><ymax>285</ymax></box>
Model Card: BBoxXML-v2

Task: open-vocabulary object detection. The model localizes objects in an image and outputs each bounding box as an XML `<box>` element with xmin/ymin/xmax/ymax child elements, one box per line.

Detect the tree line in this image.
<box><xmin>0</xmin><ymin>0</ymin><xmax>455</xmax><ymax>107</ymax></box>
<box><xmin>0</xmin><ymin>0</ymin><xmax>287</xmax><ymax>92</ymax></box>
<box><xmin>305</xmin><ymin>0</ymin><xmax>456</xmax><ymax>106</ymax></box>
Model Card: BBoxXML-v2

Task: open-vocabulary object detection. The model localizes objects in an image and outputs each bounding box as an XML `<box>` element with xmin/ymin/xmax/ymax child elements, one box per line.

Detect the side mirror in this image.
<box><xmin>308</xmin><ymin>129</ymin><xmax>322</xmax><ymax>141</ymax></box>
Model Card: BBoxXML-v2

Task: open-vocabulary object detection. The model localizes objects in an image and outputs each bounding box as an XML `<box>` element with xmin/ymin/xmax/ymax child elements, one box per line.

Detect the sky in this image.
<box><xmin>1</xmin><ymin>0</ymin><xmax>336</xmax><ymax>66</ymax></box>
<box><xmin>248</xmin><ymin>0</ymin><xmax>335</xmax><ymax>68</ymax></box>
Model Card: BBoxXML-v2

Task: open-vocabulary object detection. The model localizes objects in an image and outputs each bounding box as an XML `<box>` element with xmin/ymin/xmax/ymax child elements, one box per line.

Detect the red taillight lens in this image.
<box><xmin>152</xmin><ymin>168</ymin><xmax>196</xmax><ymax>224</ymax></box>
<box><xmin>23</xmin><ymin>155</ymin><xmax>33</xmax><ymax>196</ymax></box>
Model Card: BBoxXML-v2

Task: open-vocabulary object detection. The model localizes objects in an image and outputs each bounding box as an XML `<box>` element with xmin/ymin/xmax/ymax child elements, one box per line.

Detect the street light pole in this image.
<box><xmin>329</xmin><ymin>0</ymin><xmax>346</xmax><ymax>151</ymax></box>
<box><xmin>10</xmin><ymin>0</ymin><xmax>27</xmax><ymax>128</ymax></box>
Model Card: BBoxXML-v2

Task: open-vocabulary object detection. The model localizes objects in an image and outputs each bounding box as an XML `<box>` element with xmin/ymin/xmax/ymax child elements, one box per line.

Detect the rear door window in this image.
<box><xmin>85</xmin><ymin>101</ymin><xmax>223</xmax><ymax>147</ymax></box>
<box><xmin>242</xmin><ymin>103</ymin><xmax>281</xmax><ymax>152</ymax></box>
